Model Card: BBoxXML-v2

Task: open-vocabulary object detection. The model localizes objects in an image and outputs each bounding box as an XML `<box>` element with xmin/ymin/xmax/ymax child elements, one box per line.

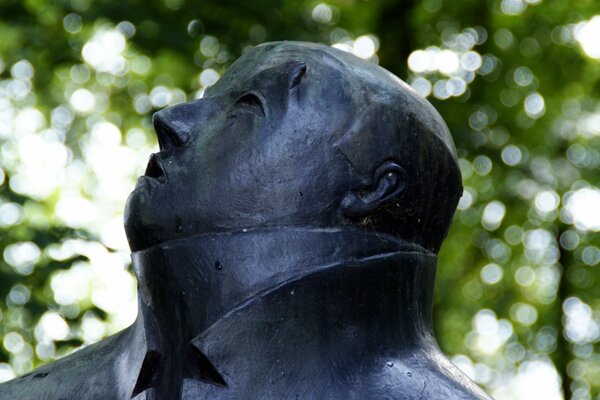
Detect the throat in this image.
<box><xmin>132</xmin><ymin>227</ymin><xmax>428</xmax><ymax>334</ymax></box>
<box><xmin>130</xmin><ymin>227</ymin><xmax>435</xmax><ymax>398</ymax></box>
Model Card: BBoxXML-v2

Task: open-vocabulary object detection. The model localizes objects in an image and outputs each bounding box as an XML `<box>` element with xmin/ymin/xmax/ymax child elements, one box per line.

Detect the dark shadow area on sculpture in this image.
<box><xmin>0</xmin><ymin>42</ymin><xmax>493</xmax><ymax>399</ymax></box>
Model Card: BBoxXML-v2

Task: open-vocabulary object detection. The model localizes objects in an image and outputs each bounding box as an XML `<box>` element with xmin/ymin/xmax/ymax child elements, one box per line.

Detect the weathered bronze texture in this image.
<box><xmin>0</xmin><ymin>42</ymin><xmax>492</xmax><ymax>399</ymax></box>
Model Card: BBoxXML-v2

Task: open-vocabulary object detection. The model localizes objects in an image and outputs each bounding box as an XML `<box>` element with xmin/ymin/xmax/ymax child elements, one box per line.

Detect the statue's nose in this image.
<box><xmin>152</xmin><ymin>99</ymin><xmax>214</xmax><ymax>151</ymax></box>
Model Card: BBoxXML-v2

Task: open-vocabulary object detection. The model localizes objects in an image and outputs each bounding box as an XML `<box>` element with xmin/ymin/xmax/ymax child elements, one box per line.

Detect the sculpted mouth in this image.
<box><xmin>144</xmin><ymin>154</ymin><xmax>167</xmax><ymax>183</ymax></box>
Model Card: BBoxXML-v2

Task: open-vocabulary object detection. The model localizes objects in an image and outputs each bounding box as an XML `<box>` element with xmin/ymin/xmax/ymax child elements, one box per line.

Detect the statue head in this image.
<box><xmin>124</xmin><ymin>42</ymin><xmax>462</xmax><ymax>253</ymax></box>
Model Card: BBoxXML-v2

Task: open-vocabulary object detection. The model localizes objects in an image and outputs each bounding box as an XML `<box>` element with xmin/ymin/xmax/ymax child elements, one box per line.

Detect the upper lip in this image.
<box><xmin>144</xmin><ymin>153</ymin><xmax>167</xmax><ymax>183</ymax></box>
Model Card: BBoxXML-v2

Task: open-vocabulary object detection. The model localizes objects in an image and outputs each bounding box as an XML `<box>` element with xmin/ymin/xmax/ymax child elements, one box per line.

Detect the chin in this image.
<box><xmin>124</xmin><ymin>190</ymin><xmax>160</xmax><ymax>251</ymax></box>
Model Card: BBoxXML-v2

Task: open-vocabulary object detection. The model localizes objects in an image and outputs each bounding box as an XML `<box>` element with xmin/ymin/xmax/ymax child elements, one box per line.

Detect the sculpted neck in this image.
<box><xmin>132</xmin><ymin>227</ymin><xmax>430</xmax><ymax>333</ymax></box>
<box><xmin>130</xmin><ymin>227</ymin><xmax>437</xmax><ymax>397</ymax></box>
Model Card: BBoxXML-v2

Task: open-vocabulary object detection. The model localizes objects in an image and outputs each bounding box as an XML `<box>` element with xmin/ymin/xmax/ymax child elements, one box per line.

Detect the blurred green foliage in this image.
<box><xmin>0</xmin><ymin>0</ymin><xmax>600</xmax><ymax>398</ymax></box>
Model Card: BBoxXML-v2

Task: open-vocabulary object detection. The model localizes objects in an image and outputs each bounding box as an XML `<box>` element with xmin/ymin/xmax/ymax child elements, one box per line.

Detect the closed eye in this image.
<box><xmin>232</xmin><ymin>92</ymin><xmax>266</xmax><ymax>117</ymax></box>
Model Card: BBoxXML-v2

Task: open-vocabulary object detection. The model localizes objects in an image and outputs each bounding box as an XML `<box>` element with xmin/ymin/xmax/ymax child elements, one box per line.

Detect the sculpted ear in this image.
<box><xmin>341</xmin><ymin>161</ymin><xmax>407</xmax><ymax>218</ymax></box>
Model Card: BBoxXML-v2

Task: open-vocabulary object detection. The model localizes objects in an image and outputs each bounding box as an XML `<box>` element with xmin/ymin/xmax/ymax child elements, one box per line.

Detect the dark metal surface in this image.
<box><xmin>0</xmin><ymin>42</ymin><xmax>492</xmax><ymax>399</ymax></box>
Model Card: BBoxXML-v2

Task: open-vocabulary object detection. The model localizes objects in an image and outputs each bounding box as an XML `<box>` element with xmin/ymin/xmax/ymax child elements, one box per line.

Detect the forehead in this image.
<box><xmin>205</xmin><ymin>43</ymin><xmax>354</xmax><ymax>96</ymax></box>
<box><xmin>207</xmin><ymin>42</ymin><xmax>413</xmax><ymax>106</ymax></box>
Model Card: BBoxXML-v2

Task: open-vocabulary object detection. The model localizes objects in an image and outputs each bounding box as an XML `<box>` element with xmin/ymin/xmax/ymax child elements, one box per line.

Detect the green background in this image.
<box><xmin>0</xmin><ymin>0</ymin><xmax>599</xmax><ymax>398</ymax></box>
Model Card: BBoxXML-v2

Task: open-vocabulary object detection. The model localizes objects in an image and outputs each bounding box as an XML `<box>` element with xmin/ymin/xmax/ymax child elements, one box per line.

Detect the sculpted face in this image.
<box><xmin>125</xmin><ymin>42</ymin><xmax>461</xmax><ymax>253</ymax></box>
<box><xmin>124</xmin><ymin>44</ymin><xmax>361</xmax><ymax>251</ymax></box>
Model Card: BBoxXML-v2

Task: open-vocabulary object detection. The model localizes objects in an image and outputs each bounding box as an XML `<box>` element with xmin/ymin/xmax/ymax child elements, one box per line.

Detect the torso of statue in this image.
<box><xmin>1</xmin><ymin>228</ymin><xmax>490</xmax><ymax>400</ymax></box>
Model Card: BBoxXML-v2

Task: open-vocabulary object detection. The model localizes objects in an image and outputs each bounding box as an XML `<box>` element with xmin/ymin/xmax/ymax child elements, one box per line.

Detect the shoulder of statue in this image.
<box><xmin>0</xmin><ymin>328</ymin><xmax>135</xmax><ymax>400</ymax></box>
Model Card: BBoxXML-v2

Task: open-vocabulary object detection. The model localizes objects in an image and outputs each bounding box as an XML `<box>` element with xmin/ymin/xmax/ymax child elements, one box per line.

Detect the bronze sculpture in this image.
<box><xmin>0</xmin><ymin>42</ymin><xmax>492</xmax><ymax>399</ymax></box>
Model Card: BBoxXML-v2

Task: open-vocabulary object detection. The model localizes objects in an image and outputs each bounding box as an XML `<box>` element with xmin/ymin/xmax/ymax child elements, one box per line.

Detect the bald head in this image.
<box><xmin>224</xmin><ymin>42</ymin><xmax>462</xmax><ymax>252</ymax></box>
<box><xmin>126</xmin><ymin>41</ymin><xmax>461</xmax><ymax>253</ymax></box>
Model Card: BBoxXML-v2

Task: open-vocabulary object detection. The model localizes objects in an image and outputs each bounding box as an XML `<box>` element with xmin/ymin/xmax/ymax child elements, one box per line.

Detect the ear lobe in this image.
<box><xmin>341</xmin><ymin>161</ymin><xmax>407</xmax><ymax>218</ymax></box>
